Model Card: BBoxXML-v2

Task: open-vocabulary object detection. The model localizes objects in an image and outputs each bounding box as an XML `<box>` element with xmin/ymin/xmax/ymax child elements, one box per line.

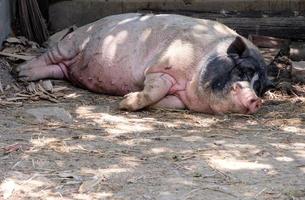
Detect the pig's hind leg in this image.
<box><xmin>16</xmin><ymin>38</ymin><xmax>78</xmax><ymax>81</ymax></box>
<box><xmin>17</xmin><ymin>61</ymin><xmax>67</xmax><ymax>81</ymax></box>
<box><xmin>119</xmin><ymin>73</ymin><xmax>175</xmax><ymax>111</ymax></box>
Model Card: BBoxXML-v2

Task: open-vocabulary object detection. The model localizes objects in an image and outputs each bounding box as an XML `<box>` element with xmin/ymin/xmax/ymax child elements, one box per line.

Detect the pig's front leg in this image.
<box><xmin>119</xmin><ymin>73</ymin><xmax>174</xmax><ymax>111</ymax></box>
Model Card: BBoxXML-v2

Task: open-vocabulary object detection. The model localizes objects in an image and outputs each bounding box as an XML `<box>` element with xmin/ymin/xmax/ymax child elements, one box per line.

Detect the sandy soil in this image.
<box><xmin>0</xmin><ymin>54</ymin><xmax>305</xmax><ymax>200</ymax></box>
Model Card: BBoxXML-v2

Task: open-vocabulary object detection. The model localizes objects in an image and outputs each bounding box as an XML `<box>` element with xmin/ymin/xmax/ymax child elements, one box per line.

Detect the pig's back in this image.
<box><xmin>67</xmin><ymin>13</ymin><xmax>238</xmax><ymax>95</ymax></box>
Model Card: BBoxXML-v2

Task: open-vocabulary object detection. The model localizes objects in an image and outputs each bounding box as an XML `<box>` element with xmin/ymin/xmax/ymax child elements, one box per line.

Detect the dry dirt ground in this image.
<box><xmin>0</xmin><ymin>56</ymin><xmax>305</xmax><ymax>200</ymax></box>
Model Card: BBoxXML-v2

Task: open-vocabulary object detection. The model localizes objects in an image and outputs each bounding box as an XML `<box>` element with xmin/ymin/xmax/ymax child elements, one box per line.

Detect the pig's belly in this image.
<box><xmin>68</xmin><ymin>54</ymin><xmax>145</xmax><ymax>96</ymax></box>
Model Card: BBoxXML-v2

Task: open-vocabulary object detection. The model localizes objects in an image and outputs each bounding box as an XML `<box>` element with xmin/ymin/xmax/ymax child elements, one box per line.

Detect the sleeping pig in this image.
<box><xmin>17</xmin><ymin>13</ymin><xmax>272</xmax><ymax>114</ymax></box>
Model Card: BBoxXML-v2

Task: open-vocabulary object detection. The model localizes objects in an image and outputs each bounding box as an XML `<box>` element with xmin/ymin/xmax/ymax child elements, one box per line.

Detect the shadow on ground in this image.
<box><xmin>0</xmin><ymin>81</ymin><xmax>304</xmax><ymax>200</ymax></box>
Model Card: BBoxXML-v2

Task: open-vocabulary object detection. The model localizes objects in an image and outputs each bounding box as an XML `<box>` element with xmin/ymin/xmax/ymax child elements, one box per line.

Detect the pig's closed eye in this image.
<box><xmin>237</xmin><ymin>67</ymin><xmax>255</xmax><ymax>82</ymax></box>
<box><xmin>253</xmin><ymin>81</ymin><xmax>263</xmax><ymax>96</ymax></box>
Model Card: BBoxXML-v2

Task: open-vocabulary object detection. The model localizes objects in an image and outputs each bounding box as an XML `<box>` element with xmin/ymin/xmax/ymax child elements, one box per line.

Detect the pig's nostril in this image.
<box><xmin>250</xmin><ymin>99</ymin><xmax>257</xmax><ymax>104</ymax></box>
<box><xmin>248</xmin><ymin>98</ymin><xmax>262</xmax><ymax>112</ymax></box>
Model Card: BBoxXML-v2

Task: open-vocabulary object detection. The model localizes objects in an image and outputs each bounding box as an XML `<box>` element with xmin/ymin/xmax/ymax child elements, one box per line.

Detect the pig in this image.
<box><xmin>16</xmin><ymin>13</ymin><xmax>272</xmax><ymax>114</ymax></box>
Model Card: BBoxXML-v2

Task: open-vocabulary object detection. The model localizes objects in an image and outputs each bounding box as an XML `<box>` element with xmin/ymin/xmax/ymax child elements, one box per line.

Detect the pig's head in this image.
<box><xmin>199</xmin><ymin>36</ymin><xmax>273</xmax><ymax>114</ymax></box>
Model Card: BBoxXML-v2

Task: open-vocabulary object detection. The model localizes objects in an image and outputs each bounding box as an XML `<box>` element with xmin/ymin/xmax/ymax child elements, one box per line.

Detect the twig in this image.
<box><xmin>0</xmin><ymin>80</ymin><xmax>3</xmax><ymax>93</ymax></box>
<box><xmin>21</xmin><ymin>174</ymin><xmax>40</xmax><ymax>185</ymax></box>
<box><xmin>254</xmin><ymin>187</ymin><xmax>268</xmax><ymax>198</ymax></box>
<box><xmin>182</xmin><ymin>188</ymin><xmax>201</xmax><ymax>200</ymax></box>
<box><xmin>0</xmin><ymin>100</ymin><xmax>23</xmax><ymax>106</ymax></box>
<box><xmin>11</xmin><ymin>160</ymin><xmax>22</xmax><ymax>169</ymax></box>
<box><xmin>206</xmin><ymin>161</ymin><xmax>240</xmax><ymax>183</ymax></box>
<box><xmin>52</xmin><ymin>86</ymin><xmax>68</xmax><ymax>92</ymax></box>
<box><xmin>205</xmin><ymin>134</ymin><xmax>235</xmax><ymax>138</ymax></box>
<box><xmin>31</xmin><ymin>158</ymin><xmax>36</xmax><ymax>169</ymax></box>
<box><xmin>16</xmin><ymin>93</ymin><xmax>34</xmax><ymax>97</ymax></box>
<box><xmin>37</xmin><ymin>84</ymin><xmax>56</xmax><ymax>98</ymax></box>
<box><xmin>229</xmin><ymin>113</ymin><xmax>253</xmax><ymax>117</ymax></box>
<box><xmin>0</xmin><ymin>52</ymin><xmax>35</xmax><ymax>60</ymax></box>
<box><xmin>56</xmin><ymin>192</ymin><xmax>63</xmax><ymax>199</ymax></box>
<box><xmin>180</xmin><ymin>155</ymin><xmax>196</xmax><ymax>161</ymax></box>
<box><xmin>182</xmin><ymin>186</ymin><xmax>238</xmax><ymax>200</ymax></box>
<box><xmin>39</xmin><ymin>93</ymin><xmax>59</xmax><ymax>103</ymax></box>
<box><xmin>6</xmin><ymin>97</ymin><xmax>29</xmax><ymax>101</ymax></box>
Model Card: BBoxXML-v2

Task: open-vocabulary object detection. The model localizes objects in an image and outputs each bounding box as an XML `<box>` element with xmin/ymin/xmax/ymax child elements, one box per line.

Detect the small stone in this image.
<box><xmin>41</xmin><ymin>80</ymin><xmax>53</xmax><ymax>92</ymax></box>
<box><xmin>25</xmin><ymin>107</ymin><xmax>73</xmax><ymax>123</ymax></box>
<box><xmin>5</xmin><ymin>37</ymin><xmax>22</xmax><ymax>44</ymax></box>
<box><xmin>26</xmin><ymin>82</ymin><xmax>36</xmax><ymax>93</ymax></box>
<box><xmin>290</xmin><ymin>42</ymin><xmax>305</xmax><ymax>61</ymax></box>
<box><xmin>193</xmin><ymin>172</ymin><xmax>202</xmax><ymax>177</ymax></box>
<box><xmin>291</xmin><ymin>61</ymin><xmax>305</xmax><ymax>83</ymax></box>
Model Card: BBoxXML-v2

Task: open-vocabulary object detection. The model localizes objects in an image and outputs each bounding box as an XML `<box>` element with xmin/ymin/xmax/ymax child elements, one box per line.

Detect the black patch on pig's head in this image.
<box><xmin>200</xmin><ymin>36</ymin><xmax>273</xmax><ymax>97</ymax></box>
<box><xmin>227</xmin><ymin>36</ymin><xmax>273</xmax><ymax>96</ymax></box>
<box><xmin>231</xmin><ymin>56</ymin><xmax>262</xmax><ymax>93</ymax></box>
<box><xmin>201</xmin><ymin>55</ymin><xmax>236</xmax><ymax>92</ymax></box>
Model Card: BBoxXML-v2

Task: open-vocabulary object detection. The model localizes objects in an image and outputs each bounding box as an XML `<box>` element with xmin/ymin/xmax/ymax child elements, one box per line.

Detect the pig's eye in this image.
<box><xmin>246</xmin><ymin>70</ymin><xmax>255</xmax><ymax>81</ymax></box>
<box><xmin>253</xmin><ymin>81</ymin><xmax>262</xmax><ymax>96</ymax></box>
<box><xmin>235</xmin><ymin>67</ymin><xmax>254</xmax><ymax>82</ymax></box>
<box><xmin>236</xmin><ymin>60</ymin><xmax>256</xmax><ymax>81</ymax></box>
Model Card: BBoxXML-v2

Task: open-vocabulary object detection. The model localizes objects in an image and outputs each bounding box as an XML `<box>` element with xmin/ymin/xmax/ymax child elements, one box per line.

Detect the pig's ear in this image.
<box><xmin>227</xmin><ymin>36</ymin><xmax>248</xmax><ymax>56</ymax></box>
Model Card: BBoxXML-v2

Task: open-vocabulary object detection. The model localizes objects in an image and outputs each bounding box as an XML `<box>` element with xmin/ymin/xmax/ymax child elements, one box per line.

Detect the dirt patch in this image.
<box><xmin>0</xmin><ymin>49</ymin><xmax>305</xmax><ymax>199</ymax></box>
<box><xmin>0</xmin><ymin>58</ymin><xmax>15</xmax><ymax>89</ymax></box>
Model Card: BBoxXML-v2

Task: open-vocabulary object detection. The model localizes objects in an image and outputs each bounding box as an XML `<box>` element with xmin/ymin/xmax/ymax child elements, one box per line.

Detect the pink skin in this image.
<box><xmin>16</xmin><ymin>13</ymin><xmax>264</xmax><ymax>114</ymax></box>
<box><xmin>150</xmin><ymin>95</ymin><xmax>186</xmax><ymax>110</ymax></box>
<box><xmin>231</xmin><ymin>82</ymin><xmax>262</xmax><ymax>114</ymax></box>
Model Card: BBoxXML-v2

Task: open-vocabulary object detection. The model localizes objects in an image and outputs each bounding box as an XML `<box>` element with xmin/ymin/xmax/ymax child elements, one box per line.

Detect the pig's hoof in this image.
<box><xmin>119</xmin><ymin>92</ymin><xmax>142</xmax><ymax>111</ymax></box>
<box><xmin>16</xmin><ymin>65</ymin><xmax>37</xmax><ymax>81</ymax></box>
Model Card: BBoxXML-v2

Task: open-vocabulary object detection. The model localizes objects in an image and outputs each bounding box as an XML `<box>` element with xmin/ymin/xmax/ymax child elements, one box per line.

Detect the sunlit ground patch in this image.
<box><xmin>210</xmin><ymin>158</ymin><xmax>272</xmax><ymax>170</ymax></box>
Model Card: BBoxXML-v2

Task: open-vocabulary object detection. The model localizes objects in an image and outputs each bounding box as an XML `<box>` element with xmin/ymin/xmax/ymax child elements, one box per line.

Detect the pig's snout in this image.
<box><xmin>246</xmin><ymin>97</ymin><xmax>262</xmax><ymax>114</ymax></box>
<box><xmin>232</xmin><ymin>81</ymin><xmax>263</xmax><ymax>114</ymax></box>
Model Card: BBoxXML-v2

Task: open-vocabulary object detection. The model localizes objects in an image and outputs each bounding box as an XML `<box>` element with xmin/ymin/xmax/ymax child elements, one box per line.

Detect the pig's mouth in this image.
<box><xmin>244</xmin><ymin>107</ymin><xmax>253</xmax><ymax>115</ymax></box>
<box><xmin>208</xmin><ymin>88</ymin><xmax>262</xmax><ymax>114</ymax></box>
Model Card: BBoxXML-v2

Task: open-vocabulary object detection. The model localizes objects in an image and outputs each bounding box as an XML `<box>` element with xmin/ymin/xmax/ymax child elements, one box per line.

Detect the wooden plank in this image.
<box><xmin>0</xmin><ymin>52</ymin><xmax>35</xmax><ymax>61</ymax></box>
<box><xmin>215</xmin><ymin>17</ymin><xmax>305</xmax><ymax>40</ymax></box>
<box><xmin>17</xmin><ymin>0</ymin><xmax>49</xmax><ymax>44</ymax></box>
<box><xmin>141</xmin><ymin>9</ymin><xmax>305</xmax><ymax>40</ymax></box>
<box><xmin>248</xmin><ymin>34</ymin><xmax>290</xmax><ymax>49</ymax></box>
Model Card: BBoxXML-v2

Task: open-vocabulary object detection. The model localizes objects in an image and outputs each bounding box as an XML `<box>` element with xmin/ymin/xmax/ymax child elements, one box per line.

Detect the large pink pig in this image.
<box><xmin>17</xmin><ymin>13</ymin><xmax>272</xmax><ymax>114</ymax></box>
